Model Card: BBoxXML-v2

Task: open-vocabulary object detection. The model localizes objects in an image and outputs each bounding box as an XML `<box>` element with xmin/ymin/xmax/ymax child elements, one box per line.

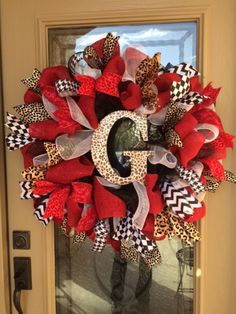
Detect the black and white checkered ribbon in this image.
<box><xmin>55</xmin><ymin>79</ymin><xmax>79</xmax><ymax>97</ymax></box>
<box><xmin>176</xmin><ymin>165</ymin><xmax>205</xmax><ymax>194</ymax></box>
<box><xmin>5</xmin><ymin>113</ymin><xmax>35</xmax><ymax>150</ymax></box>
<box><xmin>159</xmin><ymin>181</ymin><xmax>202</xmax><ymax>219</ymax></box>
<box><xmin>179</xmin><ymin>91</ymin><xmax>203</xmax><ymax>106</ymax></box>
<box><xmin>113</xmin><ymin>212</ymin><xmax>157</xmax><ymax>257</ymax></box>
<box><xmin>21</xmin><ymin>68</ymin><xmax>41</xmax><ymax>92</ymax></box>
<box><xmin>68</xmin><ymin>52</ymin><xmax>83</xmax><ymax>75</ymax></box>
<box><xmin>170</xmin><ymin>74</ymin><xmax>190</xmax><ymax>103</ymax></box>
<box><xmin>92</xmin><ymin>219</ymin><xmax>110</xmax><ymax>253</ymax></box>
<box><xmin>159</xmin><ymin>62</ymin><xmax>199</xmax><ymax>77</ymax></box>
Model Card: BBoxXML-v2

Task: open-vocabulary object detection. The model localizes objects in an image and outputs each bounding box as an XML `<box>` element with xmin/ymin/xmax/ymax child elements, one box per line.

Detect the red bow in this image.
<box><xmin>33</xmin><ymin>181</ymin><xmax>92</xmax><ymax>222</ymax></box>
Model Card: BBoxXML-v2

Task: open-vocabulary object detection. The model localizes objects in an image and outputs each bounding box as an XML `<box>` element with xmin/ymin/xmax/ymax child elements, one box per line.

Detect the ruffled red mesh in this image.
<box><xmin>192</xmin><ymin>108</ymin><xmax>223</xmax><ymax>132</ymax></box>
<box><xmin>96</xmin><ymin>72</ymin><xmax>122</xmax><ymax>97</ymax></box>
<box><xmin>145</xmin><ymin>174</ymin><xmax>164</xmax><ymax>214</ymax></box>
<box><xmin>76</xmin><ymin>205</ymin><xmax>98</xmax><ymax>232</ymax></box>
<box><xmin>77</xmin><ymin>96</ymin><xmax>98</xmax><ymax>129</ymax></box>
<box><xmin>203</xmin><ymin>82</ymin><xmax>221</xmax><ymax>102</ymax></box>
<box><xmin>46</xmin><ymin>157</ymin><xmax>94</xmax><ymax>184</ymax></box>
<box><xmin>93</xmin><ymin>177</ymin><xmax>126</xmax><ymax>219</ymax></box>
<box><xmin>155</xmin><ymin>73</ymin><xmax>180</xmax><ymax>92</ymax></box>
<box><xmin>201</xmin><ymin>157</ymin><xmax>225</xmax><ymax>180</ymax></box>
<box><xmin>189</xmin><ymin>76</ymin><xmax>204</xmax><ymax>94</ymax></box>
<box><xmin>120</xmin><ymin>82</ymin><xmax>142</xmax><ymax>110</ymax></box>
<box><xmin>38</xmin><ymin>66</ymin><xmax>72</xmax><ymax>91</ymax></box>
<box><xmin>43</xmin><ymin>86</ymin><xmax>81</xmax><ymax>134</ymax></box>
<box><xmin>174</xmin><ymin>113</ymin><xmax>198</xmax><ymax>139</ymax></box>
<box><xmin>29</xmin><ymin>120</ymin><xmax>63</xmax><ymax>141</ymax></box>
<box><xmin>20</xmin><ymin>141</ymin><xmax>46</xmax><ymax>168</ymax></box>
<box><xmin>75</xmin><ymin>75</ymin><xmax>96</xmax><ymax>98</ymax></box>
<box><xmin>24</xmin><ymin>89</ymin><xmax>42</xmax><ymax>104</ymax></box>
<box><xmin>179</xmin><ymin>130</ymin><xmax>205</xmax><ymax>166</ymax></box>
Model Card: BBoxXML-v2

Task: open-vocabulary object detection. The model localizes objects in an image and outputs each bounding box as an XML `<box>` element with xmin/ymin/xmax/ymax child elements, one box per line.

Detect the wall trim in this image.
<box><xmin>35</xmin><ymin>6</ymin><xmax>209</xmax><ymax>314</ymax></box>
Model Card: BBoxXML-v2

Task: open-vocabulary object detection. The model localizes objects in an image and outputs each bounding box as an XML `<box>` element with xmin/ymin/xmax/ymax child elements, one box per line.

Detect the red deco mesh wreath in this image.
<box><xmin>5</xmin><ymin>33</ymin><xmax>235</xmax><ymax>268</ymax></box>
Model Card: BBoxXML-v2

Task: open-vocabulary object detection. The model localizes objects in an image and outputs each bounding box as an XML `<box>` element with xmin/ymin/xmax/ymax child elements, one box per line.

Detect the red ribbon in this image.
<box><xmin>75</xmin><ymin>75</ymin><xmax>96</xmax><ymax>98</ymax></box>
<box><xmin>33</xmin><ymin>181</ymin><xmax>92</xmax><ymax>220</ymax></box>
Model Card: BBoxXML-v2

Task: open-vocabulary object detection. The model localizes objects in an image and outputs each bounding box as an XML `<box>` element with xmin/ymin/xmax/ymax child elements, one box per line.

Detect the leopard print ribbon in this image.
<box><xmin>44</xmin><ymin>142</ymin><xmax>63</xmax><ymax>166</ymax></box>
<box><xmin>21</xmin><ymin>68</ymin><xmax>41</xmax><ymax>93</ymax></box>
<box><xmin>204</xmin><ymin>170</ymin><xmax>236</xmax><ymax>193</ymax></box>
<box><xmin>135</xmin><ymin>53</ymin><xmax>161</xmax><ymax>112</ymax></box>
<box><xmin>21</xmin><ymin>164</ymin><xmax>48</xmax><ymax>181</ymax></box>
<box><xmin>154</xmin><ymin>208</ymin><xmax>200</xmax><ymax>245</ymax></box>
<box><xmin>83</xmin><ymin>32</ymin><xmax>119</xmax><ymax>70</ymax></box>
<box><xmin>14</xmin><ymin>103</ymin><xmax>51</xmax><ymax>124</ymax></box>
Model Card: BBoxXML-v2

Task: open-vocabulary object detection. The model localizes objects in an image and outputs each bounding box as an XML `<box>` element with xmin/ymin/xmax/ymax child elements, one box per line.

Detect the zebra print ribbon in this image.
<box><xmin>159</xmin><ymin>181</ymin><xmax>202</xmax><ymax>219</ymax></box>
<box><xmin>158</xmin><ymin>62</ymin><xmax>199</xmax><ymax>77</ymax></box>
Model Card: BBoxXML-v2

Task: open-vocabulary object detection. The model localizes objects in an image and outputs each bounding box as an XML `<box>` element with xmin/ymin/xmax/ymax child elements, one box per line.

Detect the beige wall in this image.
<box><xmin>0</xmin><ymin>0</ymin><xmax>236</xmax><ymax>313</ymax></box>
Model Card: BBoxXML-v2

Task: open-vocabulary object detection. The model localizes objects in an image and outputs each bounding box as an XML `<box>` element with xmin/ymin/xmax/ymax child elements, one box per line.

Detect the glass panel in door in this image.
<box><xmin>48</xmin><ymin>22</ymin><xmax>197</xmax><ymax>314</ymax></box>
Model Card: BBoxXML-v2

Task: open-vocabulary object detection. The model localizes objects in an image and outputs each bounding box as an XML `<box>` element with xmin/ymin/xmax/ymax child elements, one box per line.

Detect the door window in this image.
<box><xmin>49</xmin><ymin>22</ymin><xmax>197</xmax><ymax>314</ymax></box>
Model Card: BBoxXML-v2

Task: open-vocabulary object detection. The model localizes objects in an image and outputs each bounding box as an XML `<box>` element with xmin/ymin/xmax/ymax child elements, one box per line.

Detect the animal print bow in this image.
<box><xmin>14</xmin><ymin>103</ymin><xmax>51</xmax><ymax>124</ymax></box>
<box><xmin>154</xmin><ymin>207</ymin><xmax>200</xmax><ymax>245</ymax></box>
<box><xmin>5</xmin><ymin>113</ymin><xmax>35</xmax><ymax>150</ymax></box>
<box><xmin>21</xmin><ymin>68</ymin><xmax>41</xmax><ymax>93</ymax></box>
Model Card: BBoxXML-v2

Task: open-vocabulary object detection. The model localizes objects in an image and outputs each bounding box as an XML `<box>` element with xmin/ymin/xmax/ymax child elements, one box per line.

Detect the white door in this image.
<box><xmin>1</xmin><ymin>1</ymin><xmax>236</xmax><ymax>313</ymax></box>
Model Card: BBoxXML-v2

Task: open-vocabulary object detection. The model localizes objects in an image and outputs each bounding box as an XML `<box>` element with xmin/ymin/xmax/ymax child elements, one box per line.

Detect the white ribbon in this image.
<box><xmin>148</xmin><ymin>106</ymin><xmax>168</xmax><ymax>126</ymax></box>
<box><xmin>96</xmin><ymin>176</ymin><xmax>121</xmax><ymax>190</ymax></box>
<box><xmin>132</xmin><ymin>181</ymin><xmax>150</xmax><ymax>230</ymax></box>
<box><xmin>122</xmin><ymin>46</ymin><xmax>147</xmax><ymax>82</ymax></box>
<box><xmin>66</xmin><ymin>96</ymin><xmax>94</xmax><ymax>130</ymax></box>
<box><xmin>42</xmin><ymin>95</ymin><xmax>59</xmax><ymax>121</ymax></box>
<box><xmin>33</xmin><ymin>153</ymin><xmax>49</xmax><ymax>166</ymax></box>
<box><xmin>195</xmin><ymin>123</ymin><xmax>219</xmax><ymax>143</ymax></box>
<box><xmin>56</xmin><ymin>130</ymin><xmax>93</xmax><ymax>160</ymax></box>
<box><xmin>148</xmin><ymin>146</ymin><xmax>177</xmax><ymax>168</ymax></box>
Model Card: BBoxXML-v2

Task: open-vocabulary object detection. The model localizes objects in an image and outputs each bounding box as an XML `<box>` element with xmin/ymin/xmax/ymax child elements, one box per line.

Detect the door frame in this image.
<box><xmin>1</xmin><ymin>3</ymin><xmax>227</xmax><ymax>314</ymax></box>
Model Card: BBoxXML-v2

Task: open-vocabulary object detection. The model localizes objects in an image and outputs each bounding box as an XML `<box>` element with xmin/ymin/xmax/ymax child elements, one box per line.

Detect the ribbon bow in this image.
<box><xmin>176</xmin><ymin>164</ymin><xmax>205</xmax><ymax>194</ymax></box>
<box><xmin>5</xmin><ymin>113</ymin><xmax>35</xmax><ymax>150</ymax></box>
<box><xmin>113</xmin><ymin>212</ymin><xmax>157</xmax><ymax>257</ymax></box>
<box><xmin>159</xmin><ymin>181</ymin><xmax>202</xmax><ymax>220</ymax></box>
<box><xmin>21</xmin><ymin>68</ymin><xmax>41</xmax><ymax>93</ymax></box>
<box><xmin>92</xmin><ymin>219</ymin><xmax>110</xmax><ymax>252</ymax></box>
<box><xmin>14</xmin><ymin>102</ymin><xmax>51</xmax><ymax>123</ymax></box>
<box><xmin>33</xmin><ymin>181</ymin><xmax>93</xmax><ymax>220</ymax></box>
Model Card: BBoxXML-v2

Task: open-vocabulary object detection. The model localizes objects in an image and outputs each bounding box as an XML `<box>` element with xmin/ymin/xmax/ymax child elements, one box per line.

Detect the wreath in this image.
<box><xmin>6</xmin><ymin>33</ymin><xmax>235</xmax><ymax>268</ymax></box>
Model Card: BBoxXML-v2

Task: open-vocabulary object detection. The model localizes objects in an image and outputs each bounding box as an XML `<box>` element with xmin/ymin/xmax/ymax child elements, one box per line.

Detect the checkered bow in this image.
<box><xmin>158</xmin><ymin>63</ymin><xmax>203</xmax><ymax>106</ymax></box>
<box><xmin>5</xmin><ymin>113</ymin><xmax>35</xmax><ymax>150</ymax></box>
<box><xmin>113</xmin><ymin>212</ymin><xmax>157</xmax><ymax>257</ymax></box>
<box><xmin>176</xmin><ymin>164</ymin><xmax>205</xmax><ymax>195</ymax></box>
<box><xmin>92</xmin><ymin>219</ymin><xmax>110</xmax><ymax>253</ymax></box>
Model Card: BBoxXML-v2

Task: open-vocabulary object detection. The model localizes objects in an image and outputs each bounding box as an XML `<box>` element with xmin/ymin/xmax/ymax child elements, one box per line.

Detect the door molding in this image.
<box><xmin>35</xmin><ymin>6</ymin><xmax>209</xmax><ymax>314</ymax></box>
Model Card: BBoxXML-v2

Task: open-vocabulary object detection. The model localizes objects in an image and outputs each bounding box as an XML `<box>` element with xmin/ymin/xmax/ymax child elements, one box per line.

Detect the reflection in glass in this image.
<box><xmin>49</xmin><ymin>22</ymin><xmax>197</xmax><ymax>314</ymax></box>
